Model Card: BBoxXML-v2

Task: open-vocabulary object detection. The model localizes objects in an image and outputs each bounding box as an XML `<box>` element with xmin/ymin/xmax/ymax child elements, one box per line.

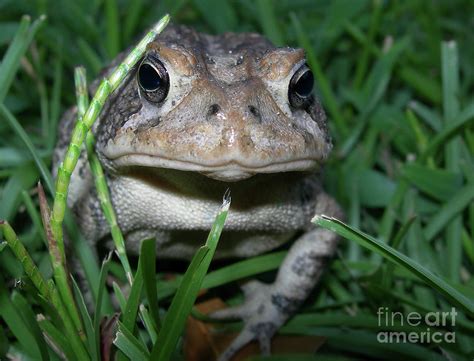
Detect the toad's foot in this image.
<box><xmin>209</xmin><ymin>213</ymin><xmax>341</xmax><ymax>360</ymax></box>
<box><xmin>210</xmin><ymin>280</ymin><xmax>300</xmax><ymax>361</ymax></box>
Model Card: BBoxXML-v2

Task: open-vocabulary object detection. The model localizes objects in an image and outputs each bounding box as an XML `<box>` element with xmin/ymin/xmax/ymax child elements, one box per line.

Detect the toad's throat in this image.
<box><xmin>108</xmin><ymin>153</ymin><xmax>320</xmax><ymax>181</ymax></box>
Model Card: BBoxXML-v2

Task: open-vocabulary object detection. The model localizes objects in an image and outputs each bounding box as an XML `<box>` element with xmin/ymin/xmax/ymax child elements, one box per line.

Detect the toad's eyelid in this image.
<box><xmin>142</xmin><ymin>53</ymin><xmax>165</xmax><ymax>67</ymax></box>
<box><xmin>289</xmin><ymin>59</ymin><xmax>309</xmax><ymax>78</ymax></box>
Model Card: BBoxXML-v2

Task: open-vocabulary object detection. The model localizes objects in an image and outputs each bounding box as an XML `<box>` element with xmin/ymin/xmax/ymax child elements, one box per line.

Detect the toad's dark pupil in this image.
<box><xmin>139</xmin><ymin>63</ymin><xmax>162</xmax><ymax>91</ymax></box>
<box><xmin>294</xmin><ymin>70</ymin><xmax>314</xmax><ymax>97</ymax></box>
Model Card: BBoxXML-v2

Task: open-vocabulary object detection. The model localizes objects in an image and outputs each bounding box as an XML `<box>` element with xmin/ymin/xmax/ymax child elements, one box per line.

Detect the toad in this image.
<box><xmin>54</xmin><ymin>24</ymin><xmax>342</xmax><ymax>360</ymax></box>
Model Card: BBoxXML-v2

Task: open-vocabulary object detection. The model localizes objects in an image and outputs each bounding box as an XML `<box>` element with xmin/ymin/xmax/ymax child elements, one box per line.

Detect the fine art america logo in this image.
<box><xmin>377</xmin><ymin>307</ymin><xmax>457</xmax><ymax>344</ymax></box>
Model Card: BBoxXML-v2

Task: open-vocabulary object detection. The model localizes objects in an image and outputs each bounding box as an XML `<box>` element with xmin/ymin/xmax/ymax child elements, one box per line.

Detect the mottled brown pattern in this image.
<box><xmin>54</xmin><ymin>22</ymin><xmax>341</xmax><ymax>360</ymax></box>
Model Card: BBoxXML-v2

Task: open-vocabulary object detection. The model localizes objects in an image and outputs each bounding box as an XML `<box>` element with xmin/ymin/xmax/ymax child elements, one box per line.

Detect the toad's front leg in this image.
<box><xmin>212</xmin><ymin>193</ymin><xmax>342</xmax><ymax>361</ymax></box>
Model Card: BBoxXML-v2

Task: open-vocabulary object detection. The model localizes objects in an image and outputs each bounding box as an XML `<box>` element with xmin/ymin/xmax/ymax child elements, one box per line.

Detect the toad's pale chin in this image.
<box><xmin>108</xmin><ymin>154</ymin><xmax>320</xmax><ymax>182</ymax></box>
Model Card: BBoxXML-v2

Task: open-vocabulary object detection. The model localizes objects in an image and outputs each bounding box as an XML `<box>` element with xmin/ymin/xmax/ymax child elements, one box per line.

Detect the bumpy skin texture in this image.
<box><xmin>54</xmin><ymin>24</ymin><xmax>342</xmax><ymax>360</ymax></box>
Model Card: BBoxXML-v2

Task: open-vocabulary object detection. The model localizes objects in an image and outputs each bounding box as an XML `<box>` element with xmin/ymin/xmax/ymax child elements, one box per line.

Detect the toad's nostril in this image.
<box><xmin>207</xmin><ymin>104</ymin><xmax>221</xmax><ymax>116</ymax></box>
<box><xmin>248</xmin><ymin>105</ymin><xmax>261</xmax><ymax>122</ymax></box>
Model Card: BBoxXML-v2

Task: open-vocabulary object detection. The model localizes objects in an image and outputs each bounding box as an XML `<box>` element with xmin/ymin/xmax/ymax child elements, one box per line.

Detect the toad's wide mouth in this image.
<box><xmin>110</xmin><ymin>153</ymin><xmax>320</xmax><ymax>181</ymax></box>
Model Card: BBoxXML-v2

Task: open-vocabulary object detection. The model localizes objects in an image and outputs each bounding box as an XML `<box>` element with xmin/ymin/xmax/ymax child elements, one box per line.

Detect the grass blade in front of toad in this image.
<box><xmin>149</xmin><ymin>191</ymin><xmax>231</xmax><ymax>361</ymax></box>
<box><xmin>47</xmin><ymin>13</ymin><xmax>170</xmax><ymax>344</ymax></box>
<box><xmin>0</xmin><ymin>220</ymin><xmax>90</xmax><ymax>360</ymax></box>
<box><xmin>0</xmin><ymin>14</ymin><xmax>171</xmax><ymax>361</ymax></box>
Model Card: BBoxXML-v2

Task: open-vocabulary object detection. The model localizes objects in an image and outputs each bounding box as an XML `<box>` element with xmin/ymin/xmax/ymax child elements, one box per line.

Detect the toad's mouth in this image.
<box><xmin>110</xmin><ymin>153</ymin><xmax>320</xmax><ymax>181</ymax></box>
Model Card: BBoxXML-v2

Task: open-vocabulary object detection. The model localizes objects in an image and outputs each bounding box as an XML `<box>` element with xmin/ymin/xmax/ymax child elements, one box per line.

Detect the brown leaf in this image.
<box><xmin>100</xmin><ymin>313</ymin><xmax>119</xmax><ymax>361</ymax></box>
<box><xmin>184</xmin><ymin>298</ymin><xmax>326</xmax><ymax>361</ymax></box>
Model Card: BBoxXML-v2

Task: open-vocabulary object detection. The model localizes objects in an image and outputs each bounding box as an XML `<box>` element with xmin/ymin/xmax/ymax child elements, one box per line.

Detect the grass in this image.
<box><xmin>0</xmin><ymin>0</ymin><xmax>473</xmax><ymax>360</ymax></box>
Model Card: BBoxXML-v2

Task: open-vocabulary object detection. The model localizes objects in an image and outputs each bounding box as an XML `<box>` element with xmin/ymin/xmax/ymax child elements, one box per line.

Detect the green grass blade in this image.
<box><xmin>0</xmin><ymin>16</ymin><xmax>33</xmax><ymax>102</ymax></box>
<box><xmin>256</xmin><ymin>0</ymin><xmax>283</xmax><ymax>46</ymax></box>
<box><xmin>38</xmin><ymin>317</ymin><xmax>77</xmax><ymax>361</ymax></box>
<box><xmin>442</xmin><ymin>40</ymin><xmax>463</xmax><ymax>283</ymax></box>
<box><xmin>0</xmin><ymin>147</ymin><xmax>46</xmax><ymax>168</ymax></box>
<box><xmin>0</xmin><ymin>220</ymin><xmax>89</xmax><ymax>360</ymax></box>
<box><xmin>352</xmin><ymin>0</ymin><xmax>382</xmax><ymax>89</ymax></box>
<box><xmin>78</xmin><ymin>37</ymin><xmax>103</xmax><ymax>74</ymax></box>
<box><xmin>379</xmin><ymin>216</ymin><xmax>417</xmax><ymax>287</ymax></box>
<box><xmin>11</xmin><ymin>291</ymin><xmax>50</xmax><ymax>361</ymax></box>
<box><xmin>72</xmin><ymin>277</ymin><xmax>98</xmax><ymax>361</ymax></box>
<box><xmin>149</xmin><ymin>251</ymin><xmax>283</xmax><ymax>303</ymax></box>
<box><xmin>121</xmin><ymin>266</ymin><xmax>144</xmax><ymax>331</ymax></box>
<box><xmin>442</xmin><ymin>41</ymin><xmax>460</xmax><ymax>120</ymax></box>
<box><xmin>408</xmin><ymin>100</ymin><xmax>442</xmax><ymax>131</ymax></box>
<box><xmin>312</xmin><ymin>215</ymin><xmax>474</xmax><ymax>315</ymax></box>
<box><xmin>0</xmin><ymin>221</ymin><xmax>51</xmax><ymax>303</ymax></box>
<box><xmin>462</xmin><ymin>229</ymin><xmax>474</xmax><ymax>265</ymax></box>
<box><xmin>283</xmin><ymin>327</ymin><xmax>446</xmax><ymax>361</ymax></box>
<box><xmin>378</xmin><ymin>179</ymin><xmax>409</xmax><ymax>242</ymax></box>
<box><xmin>123</xmin><ymin>0</ymin><xmax>144</xmax><ymax>44</ymax></box>
<box><xmin>390</xmin><ymin>216</ymin><xmax>416</xmax><ymax>250</ymax></box>
<box><xmin>421</xmin><ymin>102</ymin><xmax>474</xmax><ymax>162</ymax></box>
<box><xmin>48</xmin><ymin>57</ymin><xmax>63</xmax><ymax>150</ymax></box>
<box><xmin>86</xmin><ymin>131</ymin><xmax>132</xmax><ymax>283</ymax></box>
<box><xmin>406</xmin><ymin>108</ymin><xmax>436</xmax><ymax>166</ymax></box>
<box><xmin>372</xmin><ymin>284</ymin><xmax>474</xmax><ymax>332</ymax></box>
<box><xmin>150</xmin><ymin>192</ymin><xmax>230</xmax><ymax>361</ymax></box>
<box><xmin>117</xmin><ymin>258</ymin><xmax>145</xmax><ymax>361</ymax></box>
<box><xmin>0</xmin><ymin>104</ymin><xmax>54</xmax><ymax>195</ymax></box>
<box><xmin>21</xmin><ymin>190</ymin><xmax>48</xmax><ymax>247</ymax></box>
<box><xmin>0</xmin><ymin>21</ymin><xmax>21</xmax><ymax>46</ymax></box>
<box><xmin>58</xmin><ymin>0</ymin><xmax>100</xmax><ymax>41</ymax></box>
<box><xmin>94</xmin><ymin>254</ymin><xmax>112</xmax><ymax>358</ymax></box>
<box><xmin>113</xmin><ymin>281</ymin><xmax>127</xmax><ymax>312</ymax></box>
<box><xmin>139</xmin><ymin>304</ymin><xmax>158</xmax><ymax>343</ymax></box>
<box><xmin>356</xmin><ymin>169</ymin><xmax>396</xmax><ymax>207</ymax></box>
<box><xmin>360</xmin><ymin>38</ymin><xmax>408</xmax><ymax>114</ymax></box>
<box><xmin>399</xmin><ymin>67</ymin><xmax>442</xmax><ymax>105</ymax></box>
<box><xmin>104</xmin><ymin>0</ymin><xmax>120</xmax><ymax>59</ymax></box>
<box><xmin>111</xmin><ymin>237</ymin><xmax>161</xmax><ymax>360</ymax></box>
<box><xmin>202</xmin><ymin>251</ymin><xmax>286</xmax><ymax>289</ymax></box>
<box><xmin>140</xmin><ymin>238</ymin><xmax>161</xmax><ymax>331</ymax></box>
<box><xmin>423</xmin><ymin>182</ymin><xmax>474</xmax><ymax>241</ymax></box>
<box><xmin>151</xmin><ymin>247</ymin><xmax>209</xmax><ymax>360</ymax></box>
<box><xmin>65</xmin><ymin>213</ymin><xmax>113</xmax><ymax>313</ymax></box>
<box><xmin>290</xmin><ymin>12</ymin><xmax>347</xmax><ymax>136</ymax></box>
<box><xmin>114</xmin><ymin>321</ymin><xmax>150</xmax><ymax>361</ymax></box>
<box><xmin>401</xmin><ymin>163</ymin><xmax>462</xmax><ymax>202</ymax></box>
<box><xmin>0</xmin><ymin>277</ymin><xmax>45</xmax><ymax>359</ymax></box>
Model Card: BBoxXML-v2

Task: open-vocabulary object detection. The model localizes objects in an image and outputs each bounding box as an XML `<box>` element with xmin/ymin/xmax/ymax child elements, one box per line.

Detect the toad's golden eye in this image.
<box><xmin>288</xmin><ymin>63</ymin><xmax>314</xmax><ymax>108</ymax></box>
<box><xmin>137</xmin><ymin>56</ymin><xmax>169</xmax><ymax>103</ymax></box>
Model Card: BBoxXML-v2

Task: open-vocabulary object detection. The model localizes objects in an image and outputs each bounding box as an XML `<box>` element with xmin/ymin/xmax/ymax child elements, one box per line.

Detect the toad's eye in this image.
<box><xmin>137</xmin><ymin>57</ymin><xmax>169</xmax><ymax>103</ymax></box>
<box><xmin>288</xmin><ymin>63</ymin><xmax>314</xmax><ymax>108</ymax></box>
